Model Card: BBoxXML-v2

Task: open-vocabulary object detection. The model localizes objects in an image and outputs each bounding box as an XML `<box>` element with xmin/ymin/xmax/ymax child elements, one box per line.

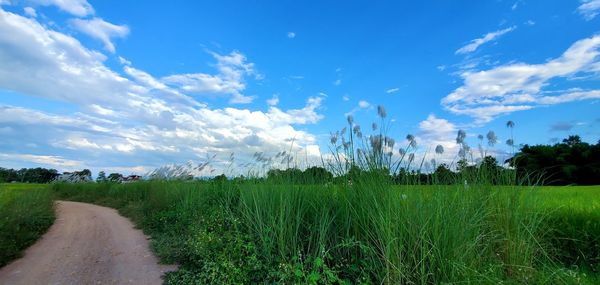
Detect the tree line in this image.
<box><xmin>1</xmin><ymin>136</ymin><xmax>597</xmax><ymax>186</ymax></box>
<box><xmin>508</xmin><ymin>135</ymin><xmax>600</xmax><ymax>185</ymax></box>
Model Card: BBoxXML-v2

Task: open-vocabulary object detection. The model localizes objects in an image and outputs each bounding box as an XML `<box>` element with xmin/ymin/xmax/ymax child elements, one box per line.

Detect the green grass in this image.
<box><xmin>51</xmin><ymin>181</ymin><xmax>600</xmax><ymax>284</ymax></box>
<box><xmin>0</xmin><ymin>183</ymin><xmax>55</xmax><ymax>267</ymax></box>
<box><xmin>536</xmin><ymin>186</ymin><xmax>600</xmax><ymax>275</ymax></box>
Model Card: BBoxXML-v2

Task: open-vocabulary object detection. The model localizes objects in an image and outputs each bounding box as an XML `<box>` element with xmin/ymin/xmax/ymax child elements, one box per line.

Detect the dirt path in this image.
<box><xmin>0</xmin><ymin>201</ymin><xmax>177</xmax><ymax>285</ymax></box>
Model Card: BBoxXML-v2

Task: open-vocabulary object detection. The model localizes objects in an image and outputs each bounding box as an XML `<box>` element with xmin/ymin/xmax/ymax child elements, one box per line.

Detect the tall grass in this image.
<box><xmin>0</xmin><ymin>184</ymin><xmax>54</xmax><ymax>267</ymax></box>
<box><xmin>51</xmin><ymin>179</ymin><xmax>593</xmax><ymax>284</ymax></box>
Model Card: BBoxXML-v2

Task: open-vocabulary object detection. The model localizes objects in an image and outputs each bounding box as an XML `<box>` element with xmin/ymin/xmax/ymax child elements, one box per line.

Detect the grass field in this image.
<box><xmin>46</xmin><ymin>181</ymin><xmax>599</xmax><ymax>284</ymax></box>
<box><xmin>0</xmin><ymin>183</ymin><xmax>54</xmax><ymax>267</ymax></box>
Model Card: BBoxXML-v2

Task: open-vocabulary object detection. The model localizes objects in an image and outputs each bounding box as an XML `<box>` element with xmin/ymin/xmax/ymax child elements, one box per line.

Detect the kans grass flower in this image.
<box><xmin>330</xmin><ymin>133</ymin><xmax>338</xmax><ymax>145</ymax></box>
<box><xmin>456</xmin><ymin>130</ymin><xmax>466</xmax><ymax>144</ymax></box>
<box><xmin>435</xmin><ymin>144</ymin><xmax>444</xmax><ymax>154</ymax></box>
<box><xmin>347</xmin><ymin>114</ymin><xmax>354</xmax><ymax>125</ymax></box>
<box><xmin>406</xmin><ymin>134</ymin><xmax>417</xmax><ymax>148</ymax></box>
<box><xmin>384</xmin><ymin>136</ymin><xmax>395</xmax><ymax>148</ymax></box>
<box><xmin>506</xmin><ymin>139</ymin><xmax>514</xmax><ymax>146</ymax></box>
<box><xmin>377</xmin><ymin>105</ymin><xmax>387</xmax><ymax>118</ymax></box>
<box><xmin>372</xmin><ymin>122</ymin><xmax>378</xmax><ymax>131</ymax></box>
<box><xmin>370</xmin><ymin>135</ymin><xmax>383</xmax><ymax>151</ymax></box>
<box><xmin>506</xmin><ymin>120</ymin><xmax>515</xmax><ymax>128</ymax></box>
<box><xmin>486</xmin><ymin>130</ymin><xmax>498</xmax><ymax>146</ymax></box>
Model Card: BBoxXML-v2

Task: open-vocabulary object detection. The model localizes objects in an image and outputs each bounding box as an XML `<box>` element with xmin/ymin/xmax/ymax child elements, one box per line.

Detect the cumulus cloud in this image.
<box><xmin>455</xmin><ymin>26</ymin><xmax>516</xmax><ymax>55</ymax></box>
<box><xmin>417</xmin><ymin>114</ymin><xmax>460</xmax><ymax>161</ymax></box>
<box><xmin>23</xmin><ymin>7</ymin><xmax>36</xmax><ymax>17</ymax></box>
<box><xmin>443</xmin><ymin>34</ymin><xmax>600</xmax><ymax>123</ymax></box>
<box><xmin>287</xmin><ymin>32</ymin><xmax>296</xmax><ymax>39</ymax></box>
<box><xmin>162</xmin><ymin>51</ymin><xmax>258</xmax><ymax>104</ymax></box>
<box><xmin>358</xmin><ymin>100</ymin><xmax>370</xmax><ymax>108</ymax></box>
<box><xmin>33</xmin><ymin>0</ymin><xmax>94</xmax><ymax>17</ymax></box>
<box><xmin>577</xmin><ymin>0</ymin><xmax>600</xmax><ymax>21</ymax></box>
<box><xmin>70</xmin><ymin>17</ymin><xmax>129</xmax><ymax>53</ymax></box>
<box><xmin>0</xmin><ymin>8</ymin><xmax>324</xmax><ymax>174</ymax></box>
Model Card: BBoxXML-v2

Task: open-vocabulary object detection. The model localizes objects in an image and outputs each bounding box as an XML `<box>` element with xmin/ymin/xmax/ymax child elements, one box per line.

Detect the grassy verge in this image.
<box><xmin>0</xmin><ymin>183</ymin><xmax>55</xmax><ymax>267</ymax></box>
<box><xmin>51</xmin><ymin>181</ymin><xmax>600</xmax><ymax>284</ymax></box>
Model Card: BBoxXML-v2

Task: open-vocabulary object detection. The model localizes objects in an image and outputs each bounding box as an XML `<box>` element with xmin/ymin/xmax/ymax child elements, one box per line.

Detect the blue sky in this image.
<box><xmin>0</xmin><ymin>0</ymin><xmax>599</xmax><ymax>175</ymax></box>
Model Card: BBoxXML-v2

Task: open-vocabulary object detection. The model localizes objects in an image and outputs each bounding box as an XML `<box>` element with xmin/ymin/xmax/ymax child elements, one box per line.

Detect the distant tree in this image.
<box><xmin>479</xmin><ymin>156</ymin><xmax>500</xmax><ymax>183</ymax></box>
<box><xmin>480</xmin><ymin>156</ymin><xmax>498</xmax><ymax>169</ymax></box>
<box><xmin>96</xmin><ymin>171</ymin><xmax>107</xmax><ymax>183</ymax></box>
<box><xmin>303</xmin><ymin>166</ymin><xmax>333</xmax><ymax>184</ymax></box>
<box><xmin>456</xmin><ymin>159</ymin><xmax>469</xmax><ymax>172</ymax></box>
<box><xmin>212</xmin><ymin>174</ymin><xmax>228</xmax><ymax>183</ymax></box>
<box><xmin>0</xmin><ymin>167</ymin><xmax>58</xmax><ymax>183</ymax></box>
<box><xmin>433</xmin><ymin>164</ymin><xmax>454</xmax><ymax>185</ymax></box>
<box><xmin>508</xmin><ymin>135</ymin><xmax>600</xmax><ymax>185</ymax></box>
<box><xmin>562</xmin><ymin>135</ymin><xmax>582</xmax><ymax>146</ymax></box>
<box><xmin>107</xmin><ymin>173</ymin><xmax>124</xmax><ymax>183</ymax></box>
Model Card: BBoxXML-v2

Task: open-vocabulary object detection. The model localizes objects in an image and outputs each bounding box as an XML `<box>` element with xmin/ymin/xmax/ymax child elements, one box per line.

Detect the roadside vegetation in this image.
<box><xmin>0</xmin><ymin>184</ymin><xmax>54</xmax><ymax>267</ymax></box>
<box><xmin>50</xmin><ymin>181</ymin><xmax>599</xmax><ymax>284</ymax></box>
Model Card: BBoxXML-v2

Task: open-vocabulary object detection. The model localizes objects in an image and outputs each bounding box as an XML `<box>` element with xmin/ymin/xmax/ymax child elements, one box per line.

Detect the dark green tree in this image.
<box><xmin>508</xmin><ymin>135</ymin><xmax>600</xmax><ymax>185</ymax></box>
<box><xmin>96</xmin><ymin>171</ymin><xmax>107</xmax><ymax>183</ymax></box>
<box><xmin>107</xmin><ymin>173</ymin><xmax>124</xmax><ymax>182</ymax></box>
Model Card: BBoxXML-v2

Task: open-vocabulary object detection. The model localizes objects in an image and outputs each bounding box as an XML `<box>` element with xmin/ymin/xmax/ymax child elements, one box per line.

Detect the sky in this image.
<box><xmin>0</xmin><ymin>0</ymin><xmax>599</xmax><ymax>176</ymax></box>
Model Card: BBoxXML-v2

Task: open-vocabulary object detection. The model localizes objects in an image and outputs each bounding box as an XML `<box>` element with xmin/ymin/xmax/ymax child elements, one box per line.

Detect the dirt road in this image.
<box><xmin>0</xmin><ymin>201</ymin><xmax>177</xmax><ymax>285</ymax></box>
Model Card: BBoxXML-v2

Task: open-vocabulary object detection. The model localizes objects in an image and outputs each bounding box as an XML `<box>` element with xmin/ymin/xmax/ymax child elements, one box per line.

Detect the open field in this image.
<box><xmin>45</xmin><ymin>181</ymin><xmax>599</xmax><ymax>284</ymax></box>
<box><xmin>0</xmin><ymin>184</ymin><xmax>54</xmax><ymax>267</ymax></box>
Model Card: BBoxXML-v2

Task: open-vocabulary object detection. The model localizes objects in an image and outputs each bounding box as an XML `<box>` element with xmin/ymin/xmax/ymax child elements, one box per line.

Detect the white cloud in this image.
<box><xmin>443</xmin><ymin>34</ymin><xmax>600</xmax><ymax>123</ymax></box>
<box><xmin>342</xmin><ymin>95</ymin><xmax>349</xmax><ymax>101</ymax></box>
<box><xmin>0</xmin><ymin>9</ymin><xmax>325</xmax><ymax>174</ymax></box>
<box><xmin>577</xmin><ymin>0</ymin><xmax>600</xmax><ymax>20</ymax></box>
<box><xmin>386</xmin><ymin>87</ymin><xmax>399</xmax><ymax>94</ymax></box>
<box><xmin>358</xmin><ymin>100</ymin><xmax>370</xmax><ymax>108</ymax></box>
<box><xmin>33</xmin><ymin>0</ymin><xmax>94</xmax><ymax>17</ymax></box>
<box><xmin>0</xmin><ymin>153</ymin><xmax>83</xmax><ymax>168</ymax></box>
<box><xmin>23</xmin><ymin>7</ymin><xmax>36</xmax><ymax>17</ymax></box>
<box><xmin>525</xmin><ymin>20</ymin><xmax>535</xmax><ymax>26</ymax></box>
<box><xmin>267</xmin><ymin>94</ymin><xmax>279</xmax><ymax>106</ymax></box>
<box><xmin>287</xmin><ymin>32</ymin><xmax>296</xmax><ymax>39</ymax></box>
<box><xmin>0</xmin><ymin>9</ymin><xmax>137</xmax><ymax>109</ymax></box>
<box><xmin>118</xmin><ymin>56</ymin><xmax>131</xmax><ymax>65</ymax></box>
<box><xmin>511</xmin><ymin>2</ymin><xmax>518</xmax><ymax>10</ymax></box>
<box><xmin>162</xmin><ymin>51</ymin><xmax>258</xmax><ymax>104</ymax></box>
<box><xmin>70</xmin><ymin>17</ymin><xmax>129</xmax><ymax>53</ymax></box>
<box><xmin>417</xmin><ymin>114</ymin><xmax>460</xmax><ymax>162</ymax></box>
<box><xmin>124</xmin><ymin>65</ymin><xmax>168</xmax><ymax>90</ymax></box>
<box><xmin>333</xmin><ymin>79</ymin><xmax>341</xmax><ymax>86</ymax></box>
<box><xmin>455</xmin><ymin>26</ymin><xmax>516</xmax><ymax>55</ymax></box>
